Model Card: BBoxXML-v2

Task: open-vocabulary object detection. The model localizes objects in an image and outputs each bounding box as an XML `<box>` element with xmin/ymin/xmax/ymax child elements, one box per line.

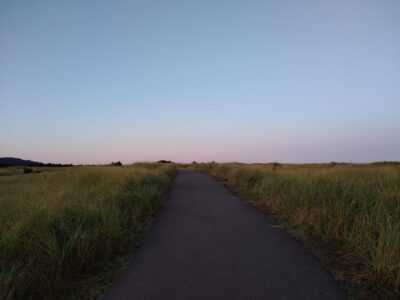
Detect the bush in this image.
<box><xmin>23</xmin><ymin>167</ymin><xmax>33</xmax><ymax>174</ymax></box>
<box><xmin>157</xmin><ymin>160</ymin><xmax>173</xmax><ymax>164</ymax></box>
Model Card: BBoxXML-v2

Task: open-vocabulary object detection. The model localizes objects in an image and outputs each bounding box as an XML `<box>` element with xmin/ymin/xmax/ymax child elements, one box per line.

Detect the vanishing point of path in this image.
<box><xmin>103</xmin><ymin>170</ymin><xmax>347</xmax><ymax>300</ymax></box>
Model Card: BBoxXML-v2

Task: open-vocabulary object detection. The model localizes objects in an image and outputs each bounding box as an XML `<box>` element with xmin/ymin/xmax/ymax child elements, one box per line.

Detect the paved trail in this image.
<box><xmin>103</xmin><ymin>170</ymin><xmax>346</xmax><ymax>300</ymax></box>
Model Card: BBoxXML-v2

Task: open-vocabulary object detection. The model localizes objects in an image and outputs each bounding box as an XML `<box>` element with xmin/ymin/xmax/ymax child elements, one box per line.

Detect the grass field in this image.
<box><xmin>2</xmin><ymin>162</ymin><xmax>399</xmax><ymax>299</ymax></box>
<box><xmin>0</xmin><ymin>164</ymin><xmax>175</xmax><ymax>300</ymax></box>
<box><xmin>194</xmin><ymin>162</ymin><xmax>400</xmax><ymax>298</ymax></box>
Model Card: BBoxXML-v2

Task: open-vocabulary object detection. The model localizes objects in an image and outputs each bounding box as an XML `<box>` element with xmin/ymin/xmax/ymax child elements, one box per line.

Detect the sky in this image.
<box><xmin>1</xmin><ymin>0</ymin><xmax>399</xmax><ymax>164</ymax></box>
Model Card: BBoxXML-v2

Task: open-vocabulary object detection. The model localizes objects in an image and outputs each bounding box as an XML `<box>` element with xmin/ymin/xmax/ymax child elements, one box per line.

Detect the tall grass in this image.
<box><xmin>197</xmin><ymin>163</ymin><xmax>400</xmax><ymax>297</ymax></box>
<box><xmin>0</xmin><ymin>164</ymin><xmax>175</xmax><ymax>299</ymax></box>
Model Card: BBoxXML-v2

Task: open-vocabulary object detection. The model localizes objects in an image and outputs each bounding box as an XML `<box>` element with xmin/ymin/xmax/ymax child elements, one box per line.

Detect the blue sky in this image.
<box><xmin>1</xmin><ymin>0</ymin><xmax>399</xmax><ymax>163</ymax></box>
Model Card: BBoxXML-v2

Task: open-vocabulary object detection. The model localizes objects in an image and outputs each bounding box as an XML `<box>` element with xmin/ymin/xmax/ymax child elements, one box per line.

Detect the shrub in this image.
<box><xmin>23</xmin><ymin>167</ymin><xmax>33</xmax><ymax>174</ymax></box>
<box><xmin>157</xmin><ymin>160</ymin><xmax>173</xmax><ymax>164</ymax></box>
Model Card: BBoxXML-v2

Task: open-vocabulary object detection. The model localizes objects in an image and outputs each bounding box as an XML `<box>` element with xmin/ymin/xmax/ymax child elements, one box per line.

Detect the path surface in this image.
<box><xmin>103</xmin><ymin>170</ymin><xmax>346</xmax><ymax>300</ymax></box>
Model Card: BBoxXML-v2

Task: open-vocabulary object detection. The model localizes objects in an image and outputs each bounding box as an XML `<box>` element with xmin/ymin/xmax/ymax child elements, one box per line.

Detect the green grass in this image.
<box><xmin>0</xmin><ymin>164</ymin><xmax>176</xmax><ymax>299</ymax></box>
<box><xmin>195</xmin><ymin>162</ymin><xmax>400</xmax><ymax>298</ymax></box>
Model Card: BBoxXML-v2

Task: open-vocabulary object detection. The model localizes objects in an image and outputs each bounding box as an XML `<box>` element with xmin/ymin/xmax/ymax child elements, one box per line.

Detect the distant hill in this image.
<box><xmin>0</xmin><ymin>157</ymin><xmax>43</xmax><ymax>166</ymax></box>
<box><xmin>0</xmin><ymin>157</ymin><xmax>74</xmax><ymax>167</ymax></box>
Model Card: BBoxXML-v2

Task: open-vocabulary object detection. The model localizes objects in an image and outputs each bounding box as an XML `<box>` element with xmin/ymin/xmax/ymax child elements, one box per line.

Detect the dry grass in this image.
<box><xmin>0</xmin><ymin>164</ymin><xmax>175</xmax><ymax>299</ymax></box>
<box><xmin>195</xmin><ymin>162</ymin><xmax>400</xmax><ymax>298</ymax></box>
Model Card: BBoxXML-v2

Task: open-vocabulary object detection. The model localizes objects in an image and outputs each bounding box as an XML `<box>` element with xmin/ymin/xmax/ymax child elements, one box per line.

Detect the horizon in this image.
<box><xmin>1</xmin><ymin>0</ymin><xmax>400</xmax><ymax>164</ymax></box>
<box><xmin>1</xmin><ymin>156</ymin><xmax>399</xmax><ymax>165</ymax></box>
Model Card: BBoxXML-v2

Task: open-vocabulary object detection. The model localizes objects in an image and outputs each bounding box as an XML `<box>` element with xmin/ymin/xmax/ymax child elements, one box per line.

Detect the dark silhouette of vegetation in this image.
<box><xmin>44</xmin><ymin>163</ymin><xmax>73</xmax><ymax>167</ymax></box>
<box><xmin>370</xmin><ymin>161</ymin><xmax>400</xmax><ymax>166</ymax></box>
<box><xmin>157</xmin><ymin>160</ymin><xmax>173</xmax><ymax>164</ymax></box>
<box><xmin>23</xmin><ymin>167</ymin><xmax>33</xmax><ymax>174</ymax></box>
<box><xmin>111</xmin><ymin>161</ymin><xmax>123</xmax><ymax>166</ymax></box>
<box><xmin>272</xmin><ymin>161</ymin><xmax>282</xmax><ymax>171</ymax></box>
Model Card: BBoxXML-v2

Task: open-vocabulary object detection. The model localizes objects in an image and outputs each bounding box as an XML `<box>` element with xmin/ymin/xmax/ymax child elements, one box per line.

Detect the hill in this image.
<box><xmin>0</xmin><ymin>157</ymin><xmax>43</xmax><ymax>166</ymax></box>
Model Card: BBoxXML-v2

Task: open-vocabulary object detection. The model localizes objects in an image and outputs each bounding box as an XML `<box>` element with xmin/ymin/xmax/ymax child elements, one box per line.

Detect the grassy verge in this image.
<box><xmin>0</xmin><ymin>164</ymin><xmax>176</xmax><ymax>299</ymax></box>
<box><xmin>194</xmin><ymin>162</ymin><xmax>400</xmax><ymax>299</ymax></box>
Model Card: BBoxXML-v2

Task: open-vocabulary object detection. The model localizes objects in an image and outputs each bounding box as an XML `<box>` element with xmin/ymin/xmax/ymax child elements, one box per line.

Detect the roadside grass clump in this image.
<box><xmin>196</xmin><ymin>163</ymin><xmax>400</xmax><ymax>297</ymax></box>
<box><xmin>0</xmin><ymin>164</ymin><xmax>175</xmax><ymax>299</ymax></box>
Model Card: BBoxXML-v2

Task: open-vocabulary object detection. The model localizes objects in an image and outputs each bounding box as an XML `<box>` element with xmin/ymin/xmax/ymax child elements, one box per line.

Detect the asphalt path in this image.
<box><xmin>103</xmin><ymin>170</ymin><xmax>347</xmax><ymax>300</ymax></box>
